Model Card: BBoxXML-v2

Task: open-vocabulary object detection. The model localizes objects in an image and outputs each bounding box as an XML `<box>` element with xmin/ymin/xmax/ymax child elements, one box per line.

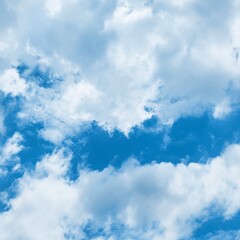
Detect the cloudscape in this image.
<box><xmin>1</xmin><ymin>0</ymin><xmax>240</xmax><ymax>239</ymax></box>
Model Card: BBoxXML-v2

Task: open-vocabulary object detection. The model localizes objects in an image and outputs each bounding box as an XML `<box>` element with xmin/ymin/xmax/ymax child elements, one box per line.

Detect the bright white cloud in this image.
<box><xmin>45</xmin><ymin>0</ymin><xmax>63</xmax><ymax>17</ymax></box>
<box><xmin>1</xmin><ymin>144</ymin><xmax>240</xmax><ymax>239</ymax></box>
<box><xmin>0</xmin><ymin>69</ymin><xmax>28</xmax><ymax>97</ymax></box>
<box><xmin>1</xmin><ymin>0</ymin><xmax>240</xmax><ymax>142</ymax></box>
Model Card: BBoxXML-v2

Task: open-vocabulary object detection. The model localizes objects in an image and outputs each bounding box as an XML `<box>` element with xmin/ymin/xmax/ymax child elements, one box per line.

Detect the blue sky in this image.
<box><xmin>1</xmin><ymin>0</ymin><xmax>240</xmax><ymax>239</ymax></box>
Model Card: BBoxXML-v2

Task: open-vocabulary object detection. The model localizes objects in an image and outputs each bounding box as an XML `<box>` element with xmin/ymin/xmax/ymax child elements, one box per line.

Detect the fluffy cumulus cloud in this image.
<box><xmin>0</xmin><ymin>144</ymin><xmax>240</xmax><ymax>239</ymax></box>
<box><xmin>0</xmin><ymin>0</ymin><xmax>240</xmax><ymax>141</ymax></box>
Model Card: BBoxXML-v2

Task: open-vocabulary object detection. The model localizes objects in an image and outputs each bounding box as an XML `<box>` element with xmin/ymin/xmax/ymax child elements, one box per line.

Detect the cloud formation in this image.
<box><xmin>0</xmin><ymin>0</ymin><xmax>240</xmax><ymax>141</ymax></box>
<box><xmin>1</xmin><ymin>144</ymin><xmax>240</xmax><ymax>239</ymax></box>
<box><xmin>1</xmin><ymin>1</ymin><xmax>240</xmax><ymax>239</ymax></box>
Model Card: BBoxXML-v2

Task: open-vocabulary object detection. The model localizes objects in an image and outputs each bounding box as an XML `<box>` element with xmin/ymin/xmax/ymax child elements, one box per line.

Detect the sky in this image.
<box><xmin>0</xmin><ymin>0</ymin><xmax>240</xmax><ymax>239</ymax></box>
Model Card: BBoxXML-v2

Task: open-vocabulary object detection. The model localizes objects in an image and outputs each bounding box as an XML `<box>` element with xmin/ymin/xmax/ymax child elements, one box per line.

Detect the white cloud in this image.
<box><xmin>1</xmin><ymin>144</ymin><xmax>240</xmax><ymax>239</ymax></box>
<box><xmin>213</xmin><ymin>98</ymin><xmax>232</xmax><ymax>119</ymax></box>
<box><xmin>0</xmin><ymin>149</ymin><xmax>80</xmax><ymax>240</ymax></box>
<box><xmin>35</xmin><ymin>148</ymin><xmax>72</xmax><ymax>178</ymax></box>
<box><xmin>18</xmin><ymin>64</ymin><xmax>159</xmax><ymax>142</ymax></box>
<box><xmin>1</xmin><ymin>0</ymin><xmax>240</xmax><ymax>142</ymax></box>
<box><xmin>0</xmin><ymin>69</ymin><xmax>28</xmax><ymax>97</ymax></box>
<box><xmin>45</xmin><ymin>0</ymin><xmax>63</xmax><ymax>17</ymax></box>
<box><xmin>0</xmin><ymin>132</ymin><xmax>24</xmax><ymax>177</ymax></box>
<box><xmin>0</xmin><ymin>132</ymin><xmax>24</xmax><ymax>166</ymax></box>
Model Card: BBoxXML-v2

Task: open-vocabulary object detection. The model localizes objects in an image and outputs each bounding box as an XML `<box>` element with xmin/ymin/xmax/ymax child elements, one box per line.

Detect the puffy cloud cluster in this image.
<box><xmin>0</xmin><ymin>144</ymin><xmax>240</xmax><ymax>239</ymax></box>
<box><xmin>0</xmin><ymin>0</ymin><xmax>240</xmax><ymax>142</ymax></box>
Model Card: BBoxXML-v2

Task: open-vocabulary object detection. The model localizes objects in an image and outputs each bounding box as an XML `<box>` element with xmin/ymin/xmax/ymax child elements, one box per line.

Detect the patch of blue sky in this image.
<box><xmin>194</xmin><ymin>211</ymin><xmax>240</xmax><ymax>239</ymax></box>
<box><xmin>0</xmin><ymin>171</ymin><xmax>21</xmax><ymax>212</ymax></box>
<box><xmin>69</xmin><ymin>110</ymin><xmax>240</xmax><ymax>173</ymax></box>
<box><xmin>1</xmin><ymin>94</ymin><xmax>20</xmax><ymax>141</ymax></box>
<box><xmin>16</xmin><ymin>63</ymin><xmax>56</xmax><ymax>88</ymax></box>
